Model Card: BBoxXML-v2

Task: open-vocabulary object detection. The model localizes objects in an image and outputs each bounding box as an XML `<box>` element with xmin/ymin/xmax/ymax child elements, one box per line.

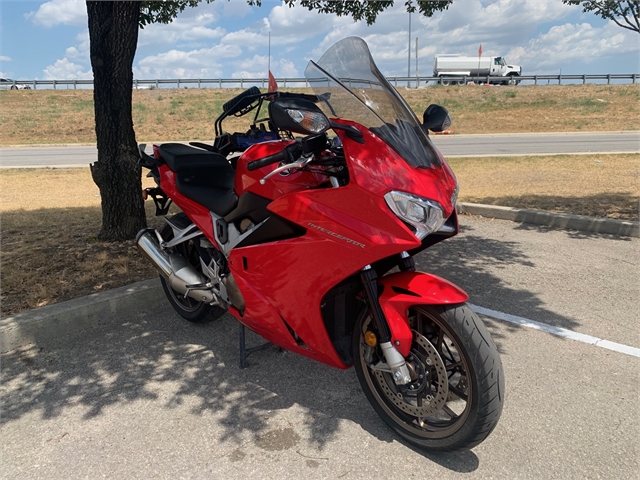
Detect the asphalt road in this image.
<box><xmin>1</xmin><ymin>131</ymin><xmax>638</xmax><ymax>168</ymax></box>
<box><xmin>2</xmin><ymin>215</ymin><xmax>638</xmax><ymax>479</ymax></box>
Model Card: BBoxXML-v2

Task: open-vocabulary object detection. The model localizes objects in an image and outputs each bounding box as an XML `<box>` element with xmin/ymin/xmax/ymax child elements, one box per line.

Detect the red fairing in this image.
<box><xmin>158</xmin><ymin>165</ymin><xmax>214</xmax><ymax>240</ymax></box>
<box><xmin>378</xmin><ymin>271</ymin><xmax>469</xmax><ymax>357</ymax></box>
<box><xmin>227</xmin><ymin>183</ymin><xmax>419</xmax><ymax>368</ymax></box>
<box><xmin>334</xmin><ymin>119</ymin><xmax>459</xmax><ymax>219</ymax></box>
<box><xmin>221</xmin><ymin>124</ymin><xmax>458</xmax><ymax>368</ymax></box>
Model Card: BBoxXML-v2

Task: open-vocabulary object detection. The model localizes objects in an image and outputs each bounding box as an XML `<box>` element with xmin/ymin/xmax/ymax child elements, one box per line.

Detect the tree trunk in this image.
<box><xmin>87</xmin><ymin>1</ymin><xmax>146</xmax><ymax>241</ymax></box>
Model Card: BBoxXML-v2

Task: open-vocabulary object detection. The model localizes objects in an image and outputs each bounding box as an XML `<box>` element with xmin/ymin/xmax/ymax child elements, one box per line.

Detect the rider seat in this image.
<box><xmin>158</xmin><ymin>143</ymin><xmax>238</xmax><ymax>216</ymax></box>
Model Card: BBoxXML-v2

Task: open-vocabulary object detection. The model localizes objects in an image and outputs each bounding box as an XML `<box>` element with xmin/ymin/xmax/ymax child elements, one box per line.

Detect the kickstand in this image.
<box><xmin>238</xmin><ymin>323</ymin><xmax>272</xmax><ymax>369</ymax></box>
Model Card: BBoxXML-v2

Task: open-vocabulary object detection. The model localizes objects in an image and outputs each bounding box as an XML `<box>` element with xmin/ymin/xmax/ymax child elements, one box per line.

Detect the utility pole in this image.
<box><xmin>268</xmin><ymin>31</ymin><xmax>271</xmax><ymax>74</ymax></box>
<box><xmin>407</xmin><ymin>9</ymin><xmax>411</xmax><ymax>87</ymax></box>
<box><xmin>415</xmin><ymin>37</ymin><xmax>419</xmax><ymax>88</ymax></box>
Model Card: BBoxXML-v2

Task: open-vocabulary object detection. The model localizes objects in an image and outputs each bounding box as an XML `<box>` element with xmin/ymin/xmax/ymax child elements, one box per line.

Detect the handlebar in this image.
<box><xmin>246</xmin><ymin>150</ymin><xmax>288</xmax><ymax>171</ymax></box>
<box><xmin>245</xmin><ymin>134</ymin><xmax>330</xmax><ymax>172</ymax></box>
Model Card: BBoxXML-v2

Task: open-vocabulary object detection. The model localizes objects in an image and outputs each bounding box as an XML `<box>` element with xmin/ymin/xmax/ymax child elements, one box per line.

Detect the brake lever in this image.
<box><xmin>259</xmin><ymin>154</ymin><xmax>314</xmax><ymax>185</ymax></box>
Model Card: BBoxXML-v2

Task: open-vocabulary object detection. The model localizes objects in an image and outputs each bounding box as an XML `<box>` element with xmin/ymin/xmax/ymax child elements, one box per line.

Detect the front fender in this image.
<box><xmin>378</xmin><ymin>271</ymin><xmax>469</xmax><ymax>357</ymax></box>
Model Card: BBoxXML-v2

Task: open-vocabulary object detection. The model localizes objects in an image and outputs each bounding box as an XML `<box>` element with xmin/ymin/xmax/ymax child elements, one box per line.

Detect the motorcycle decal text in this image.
<box><xmin>308</xmin><ymin>223</ymin><xmax>365</xmax><ymax>248</ymax></box>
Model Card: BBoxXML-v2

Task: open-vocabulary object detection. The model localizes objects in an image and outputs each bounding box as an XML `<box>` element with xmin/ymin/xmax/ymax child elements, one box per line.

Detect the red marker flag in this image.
<box><xmin>268</xmin><ymin>70</ymin><xmax>278</xmax><ymax>93</ymax></box>
<box><xmin>478</xmin><ymin>44</ymin><xmax>483</xmax><ymax>57</ymax></box>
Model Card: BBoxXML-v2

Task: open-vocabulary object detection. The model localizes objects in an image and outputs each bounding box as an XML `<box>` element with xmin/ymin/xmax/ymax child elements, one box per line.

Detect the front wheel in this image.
<box><xmin>353</xmin><ymin>303</ymin><xmax>504</xmax><ymax>451</ymax></box>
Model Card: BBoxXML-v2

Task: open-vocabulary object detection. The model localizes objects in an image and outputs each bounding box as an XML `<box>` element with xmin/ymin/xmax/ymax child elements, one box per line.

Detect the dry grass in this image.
<box><xmin>448</xmin><ymin>154</ymin><xmax>639</xmax><ymax>220</ymax></box>
<box><xmin>0</xmin><ymin>169</ymin><xmax>176</xmax><ymax>315</ymax></box>
<box><xmin>1</xmin><ymin>157</ymin><xmax>637</xmax><ymax>316</ymax></box>
<box><xmin>1</xmin><ymin>84</ymin><xmax>638</xmax><ymax>145</ymax></box>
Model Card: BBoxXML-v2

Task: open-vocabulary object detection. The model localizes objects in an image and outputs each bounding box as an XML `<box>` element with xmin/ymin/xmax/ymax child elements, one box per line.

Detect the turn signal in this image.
<box><xmin>364</xmin><ymin>331</ymin><xmax>378</xmax><ymax>347</ymax></box>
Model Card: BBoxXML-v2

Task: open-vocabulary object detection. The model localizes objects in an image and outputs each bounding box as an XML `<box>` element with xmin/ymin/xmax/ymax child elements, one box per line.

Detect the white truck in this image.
<box><xmin>433</xmin><ymin>55</ymin><xmax>522</xmax><ymax>85</ymax></box>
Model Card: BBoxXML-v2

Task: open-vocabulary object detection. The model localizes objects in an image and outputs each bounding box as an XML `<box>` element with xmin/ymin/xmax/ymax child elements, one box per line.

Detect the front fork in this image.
<box><xmin>360</xmin><ymin>254</ymin><xmax>415</xmax><ymax>385</ymax></box>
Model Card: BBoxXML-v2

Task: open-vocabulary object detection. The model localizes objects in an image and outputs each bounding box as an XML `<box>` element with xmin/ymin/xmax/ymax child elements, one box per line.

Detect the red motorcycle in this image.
<box><xmin>137</xmin><ymin>37</ymin><xmax>503</xmax><ymax>452</ymax></box>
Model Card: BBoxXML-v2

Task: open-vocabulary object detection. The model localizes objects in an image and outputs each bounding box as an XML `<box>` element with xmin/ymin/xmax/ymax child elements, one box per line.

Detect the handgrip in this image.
<box><xmin>223</xmin><ymin>86</ymin><xmax>261</xmax><ymax>115</ymax></box>
<box><xmin>246</xmin><ymin>150</ymin><xmax>287</xmax><ymax>171</ymax></box>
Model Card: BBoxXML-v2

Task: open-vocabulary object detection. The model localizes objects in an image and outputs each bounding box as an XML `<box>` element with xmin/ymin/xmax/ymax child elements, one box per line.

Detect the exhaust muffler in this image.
<box><xmin>136</xmin><ymin>229</ymin><xmax>216</xmax><ymax>304</ymax></box>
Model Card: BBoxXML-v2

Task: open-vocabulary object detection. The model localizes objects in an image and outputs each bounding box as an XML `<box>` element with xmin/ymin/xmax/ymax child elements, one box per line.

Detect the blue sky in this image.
<box><xmin>1</xmin><ymin>0</ymin><xmax>638</xmax><ymax>82</ymax></box>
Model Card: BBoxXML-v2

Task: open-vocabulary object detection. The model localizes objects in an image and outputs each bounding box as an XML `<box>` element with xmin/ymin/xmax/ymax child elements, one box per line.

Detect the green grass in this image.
<box><xmin>170</xmin><ymin>98</ymin><xmax>184</xmax><ymax>109</ymax></box>
<box><xmin>571</xmin><ymin>98</ymin><xmax>607</xmax><ymax>111</ymax></box>
<box><xmin>71</xmin><ymin>99</ymin><xmax>94</xmax><ymax>111</ymax></box>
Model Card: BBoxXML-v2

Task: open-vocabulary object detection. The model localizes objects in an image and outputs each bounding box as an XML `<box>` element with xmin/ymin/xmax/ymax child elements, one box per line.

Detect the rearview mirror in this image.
<box><xmin>422</xmin><ymin>104</ymin><xmax>451</xmax><ymax>133</ymax></box>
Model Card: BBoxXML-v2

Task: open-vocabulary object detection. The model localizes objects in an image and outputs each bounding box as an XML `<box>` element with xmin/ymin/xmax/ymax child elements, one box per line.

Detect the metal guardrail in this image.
<box><xmin>4</xmin><ymin>73</ymin><xmax>638</xmax><ymax>90</ymax></box>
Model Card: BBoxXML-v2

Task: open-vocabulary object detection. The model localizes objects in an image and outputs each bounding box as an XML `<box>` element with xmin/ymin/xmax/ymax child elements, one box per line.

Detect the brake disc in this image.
<box><xmin>373</xmin><ymin>329</ymin><xmax>449</xmax><ymax>417</ymax></box>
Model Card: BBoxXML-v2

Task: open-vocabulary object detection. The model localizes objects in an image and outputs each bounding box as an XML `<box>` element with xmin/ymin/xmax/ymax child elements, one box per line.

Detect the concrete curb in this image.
<box><xmin>0</xmin><ymin>279</ymin><xmax>162</xmax><ymax>354</ymax></box>
<box><xmin>2</xmin><ymin>205</ymin><xmax>638</xmax><ymax>354</ymax></box>
<box><xmin>457</xmin><ymin>202</ymin><xmax>639</xmax><ymax>238</ymax></box>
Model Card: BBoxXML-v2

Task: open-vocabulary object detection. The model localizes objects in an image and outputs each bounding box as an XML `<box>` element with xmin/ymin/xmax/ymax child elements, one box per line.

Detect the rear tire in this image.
<box><xmin>159</xmin><ymin>213</ymin><xmax>226</xmax><ymax>323</ymax></box>
<box><xmin>353</xmin><ymin>303</ymin><xmax>504</xmax><ymax>451</ymax></box>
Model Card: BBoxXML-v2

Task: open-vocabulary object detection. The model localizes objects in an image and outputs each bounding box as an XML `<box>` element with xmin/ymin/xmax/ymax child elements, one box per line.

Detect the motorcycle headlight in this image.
<box><xmin>384</xmin><ymin>191</ymin><xmax>446</xmax><ymax>240</ymax></box>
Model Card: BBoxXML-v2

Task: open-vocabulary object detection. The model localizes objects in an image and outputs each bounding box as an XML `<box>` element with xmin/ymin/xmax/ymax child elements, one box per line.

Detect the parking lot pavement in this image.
<box><xmin>2</xmin><ymin>216</ymin><xmax>638</xmax><ymax>478</ymax></box>
<box><xmin>1</xmin><ymin>307</ymin><xmax>637</xmax><ymax>479</ymax></box>
<box><xmin>418</xmin><ymin>216</ymin><xmax>640</xmax><ymax>348</ymax></box>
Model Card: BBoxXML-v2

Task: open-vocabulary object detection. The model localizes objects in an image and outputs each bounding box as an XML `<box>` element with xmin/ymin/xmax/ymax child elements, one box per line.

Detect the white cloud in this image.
<box><xmin>26</xmin><ymin>0</ymin><xmax>87</xmax><ymax>28</ymax></box>
<box><xmin>506</xmin><ymin>21</ymin><xmax>640</xmax><ymax>72</ymax></box>
<box><xmin>434</xmin><ymin>0</ymin><xmax>574</xmax><ymax>45</ymax></box>
<box><xmin>267</xmin><ymin>3</ymin><xmax>344</xmax><ymax>45</ymax></box>
<box><xmin>135</xmin><ymin>44</ymin><xmax>242</xmax><ymax>79</ymax></box>
<box><xmin>277</xmin><ymin>59</ymin><xmax>298</xmax><ymax>78</ymax></box>
<box><xmin>64</xmin><ymin>30</ymin><xmax>90</xmax><ymax>62</ymax></box>
<box><xmin>231</xmin><ymin>56</ymin><xmax>299</xmax><ymax>79</ymax></box>
<box><xmin>138</xmin><ymin>8</ymin><xmax>225</xmax><ymax>48</ymax></box>
<box><xmin>20</xmin><ymin>0</ymin><xmax>637</xmax><ymax>83</ymax></box>
<box><xmin>221</xmin><ymin>30</ymin><xmax>267</xmax><ymax>49</ymax></box>
<box><xmin>43</xmin><ymin>58</ymin><xmax>92</xmax><ymax>80</ymax></box>
<box><xmin>221</xmin><ymin>1</ymin><xmax>252</xmax><ymax>17</ymax></box>
<box><xmin>307</xmin><ymin>0</ymin><xmax>582</xmax><ymax>76</ymax></box>
<box><xmin>0</xmin><ymin>56</ymin><xmax>12</xmax><ymax>62</ymax></box>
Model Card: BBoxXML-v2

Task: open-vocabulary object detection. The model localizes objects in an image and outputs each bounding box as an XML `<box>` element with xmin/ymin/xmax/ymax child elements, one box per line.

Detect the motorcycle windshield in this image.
<box><xmin>304</xmin><ymin>37</ymin><xmax>440</xmax><ymax>169</ymax></box>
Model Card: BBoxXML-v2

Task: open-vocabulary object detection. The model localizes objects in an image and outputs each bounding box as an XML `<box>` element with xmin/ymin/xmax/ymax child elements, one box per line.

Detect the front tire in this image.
<box><xmin>353</xmin><ymin>303</ymin><xmax>504</xmax><ymax>451</ymax></box>
<box><xmin>159</xmin><ymin>213</ymin><xmax>226</xmax><ymax>323</ymax></box>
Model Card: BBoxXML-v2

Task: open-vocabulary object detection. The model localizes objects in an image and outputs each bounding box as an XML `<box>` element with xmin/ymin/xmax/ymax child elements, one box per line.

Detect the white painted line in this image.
<box><xmin>445</xmin><ymin>151</ymin><xmax>639</xmax><ymax>158</ymax></box>
<box><xmin>0</xmin><ymin>164</ymin><xmax>88</xmax><ymax>169</ymax></box>
<box><xmin>469</xmin><ymin>304</ymin><xmax>640</xmax><ymax>358</ymax></box>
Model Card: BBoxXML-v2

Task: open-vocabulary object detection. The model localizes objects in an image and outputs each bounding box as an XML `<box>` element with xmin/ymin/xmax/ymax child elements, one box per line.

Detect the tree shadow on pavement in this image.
<box><xmin>0</xmin><ymin>310</ymin><xmax>481</xmax><ymax>473</ymax></box>
<box><xmin>512</xmin><ymin>221</ymin><xmax>635</xmax><ymax>241</ymax></box>
<box><xmin>466</xmin><ymin>192</ymin><xmax>639</xmax><ymax>223</ymax></box>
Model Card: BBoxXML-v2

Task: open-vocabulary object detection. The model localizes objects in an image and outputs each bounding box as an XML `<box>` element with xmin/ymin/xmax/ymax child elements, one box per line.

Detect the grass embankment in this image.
<box><xmin>1</xmin><ymin>155</ymin><xmax>637</xmax><ymax>316</ymax></box>
<box><xmin>449</xmin><ymin>154</ymin><xmax>639</xmax><ymax>220</ymax></box>
<box><xmin>1</xmin><ymin>84</ymin><xmax>639</xmax><ymax>145</ymax></box>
